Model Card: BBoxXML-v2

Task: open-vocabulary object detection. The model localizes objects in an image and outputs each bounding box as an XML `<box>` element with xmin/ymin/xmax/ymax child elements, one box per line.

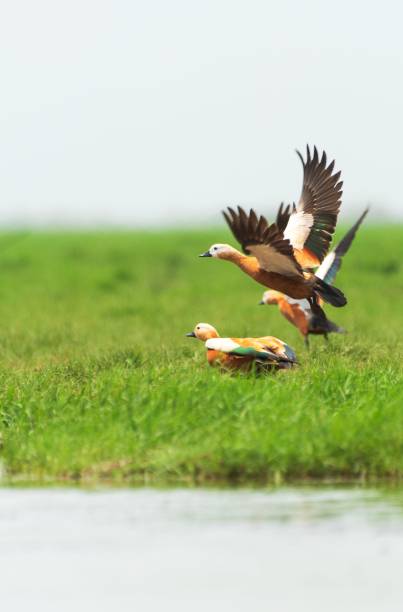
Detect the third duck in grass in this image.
<box><xmin>186</xmin><ymin>323</ymin><xmax>297</xmax><ymax>372</ymax></box>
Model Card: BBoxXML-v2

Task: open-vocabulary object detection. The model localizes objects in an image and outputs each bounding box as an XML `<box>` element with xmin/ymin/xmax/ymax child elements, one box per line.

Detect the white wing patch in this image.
<box><xmin>283</xmin><ymin>210</ymin><xmax>314</xmax><ymax>250</ymax></box>
<box><xmin>316</xmin><ymin>251</ymin><xmax>336</xmax><ymax>280</ymax></box>
<box><xmin>205</xmin><ymin>338</ymin><xmax>240</xmax><ymax>353</ymax></box>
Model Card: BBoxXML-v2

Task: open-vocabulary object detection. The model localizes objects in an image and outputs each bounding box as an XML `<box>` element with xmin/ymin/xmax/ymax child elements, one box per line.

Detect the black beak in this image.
<box><xmin>199</xmin><ymin>251</ymin><xmax>212</xmax><ymax>257</ymax></box>
<box><xmin>258</xmin><ymin>300</ymin><xmax>265</xmax><ymax>305</ymax></box>
<box><xmin>186</xmin><ymin>332</ymin><xmax>196</xmax><ymax>337</ymax></box>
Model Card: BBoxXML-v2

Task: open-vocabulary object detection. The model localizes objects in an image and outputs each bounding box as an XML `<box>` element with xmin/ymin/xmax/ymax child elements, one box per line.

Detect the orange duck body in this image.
<box><xmin>225</xmin><ymin>251</ymin><xmax>316</xmax><ymax>299</ymax></box>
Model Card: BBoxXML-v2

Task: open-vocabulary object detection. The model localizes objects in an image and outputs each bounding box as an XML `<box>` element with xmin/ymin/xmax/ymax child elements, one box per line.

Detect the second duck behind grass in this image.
<box><xmin>260</xmin><ymin>208</ymin><xmax>369</xmax><ymax>347</ymax></box>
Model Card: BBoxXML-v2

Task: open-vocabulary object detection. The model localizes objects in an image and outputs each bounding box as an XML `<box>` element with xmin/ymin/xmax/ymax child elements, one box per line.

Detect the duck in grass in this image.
<box><xmin>186</xmin><ymin>323</ymin><xmax>297</xmax><ymax>371</ymax></box>
<box><xmin>200</xmin><ymin>146</ymin><xmax>346</xmax><ymax>315</ymax></box>
<box><xmin>259</xmin><ymin>208</ymin><xmax>369</xmax><ymax>347</ymax></box>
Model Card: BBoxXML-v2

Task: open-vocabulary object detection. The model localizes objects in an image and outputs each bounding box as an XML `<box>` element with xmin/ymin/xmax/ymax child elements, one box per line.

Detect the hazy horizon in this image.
<box><xmin>1</xmin><ymin>1</ymin><xmax>403</xmax><ymax>227</ymax></box>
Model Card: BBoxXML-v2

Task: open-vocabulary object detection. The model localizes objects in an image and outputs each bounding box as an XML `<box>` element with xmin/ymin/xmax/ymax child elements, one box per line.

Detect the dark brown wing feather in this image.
<box><xmin>223</xmin><ymin>206</ymin><xmax>304</xmax><ymax>278</ymax></box>
<box><xmin>320</xmin><ymin>208</ymin><xmax>369</xmax><ymax>285</ymax></box>
<box><xmin>222</xmin><ymin>206</ymin><xmax>269</xmax><ymax>253</ymax></box>
<box><xmin>276</xmin><ymin>203</ymin><xmax>291</xmax><ymax>233</ymax></box>
<box><xmin>298</xmin><ymin>145</ymin><xmax>343</xmax><ymax>258</ymax></box>
<box><xmin>285</xmin><ymin>146</ymin><xmax>343</xmax><ymax>264</ymax></box>
<box><xmin>333</xmin><ymin>207</ymin><xmax>369</xmax><ymax>258</ymax></box>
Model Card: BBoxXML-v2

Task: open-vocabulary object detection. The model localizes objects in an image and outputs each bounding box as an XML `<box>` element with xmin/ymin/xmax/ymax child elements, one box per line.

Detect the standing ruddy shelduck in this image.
<box><xmin>186</xmin><ymin>323</ymin><xmax>297</xmax><ymax>371</ymax></box>
<box><xmin>260</xmin><ymin>209</ymin><xmax>369</xmax><ymax>346</ymax></box>
<box><xmin>200</xmin><ymin>146</ymin><xmax>347</xmax><ymax>311</ymax></box>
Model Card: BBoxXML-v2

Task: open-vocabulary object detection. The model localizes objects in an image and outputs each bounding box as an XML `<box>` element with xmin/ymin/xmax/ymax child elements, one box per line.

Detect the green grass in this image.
<box><xmin>0</xmin><ymin>225</ymin><xmax>401</xmax><ymax>484</ymax></box>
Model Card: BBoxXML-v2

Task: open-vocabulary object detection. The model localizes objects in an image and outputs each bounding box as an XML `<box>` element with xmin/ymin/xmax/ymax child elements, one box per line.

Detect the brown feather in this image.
<box><xmin>286</xmin><ymin>146</ymin><xmax>342</xmax><ymax>262</ymax></box>
<box><xmin>276</xmin><ymin>203</ymin><xmax>291</xmax><ymax>233</ymax></box>
<box><xmin>222</xmin><ymin>206</ymin><xmax>303</xmax><ymax>278</ymax></box>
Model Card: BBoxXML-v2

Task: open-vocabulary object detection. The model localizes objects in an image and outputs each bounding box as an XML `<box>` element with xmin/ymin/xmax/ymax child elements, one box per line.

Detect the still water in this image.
<box><xmin>0</xmin><ymin>486</ymin><xmax>402</xmax><ymax>612</ymax></box>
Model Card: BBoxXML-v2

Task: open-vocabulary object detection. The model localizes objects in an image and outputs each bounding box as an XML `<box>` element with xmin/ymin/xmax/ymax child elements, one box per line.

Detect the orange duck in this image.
<box><xmin>186</xmin><ymin>323</ymin><xmax>297</xmax><ymax>371</ymax></box>
<box><xmin>200</xmin><ymin>146</ymin><xmax>346</xmax><ymax>313</ymax></box>
<box><xmin>260</xmin><ymin>209</ymin><xmax>369</xmax><ymax>346</ymax></box>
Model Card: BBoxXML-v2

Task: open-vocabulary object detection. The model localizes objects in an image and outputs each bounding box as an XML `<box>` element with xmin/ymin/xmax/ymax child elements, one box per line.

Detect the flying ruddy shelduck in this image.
<box><xmin>260</xmin><ymin>208</ymin><xmax>369</xmax><ymax>347</ymax></box>
<box><xmin>186</xmin><ymin>323</ymin><xmax>297</xmax><ymax>371</ymax></box>
<box><xmin>200</xmin><ymin>146</ymin><xmax>347</xmax><ymax>311</ymax></box>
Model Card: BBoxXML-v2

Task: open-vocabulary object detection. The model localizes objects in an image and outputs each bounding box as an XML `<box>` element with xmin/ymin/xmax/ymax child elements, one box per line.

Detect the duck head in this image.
<box><xmin>199</xmin><ymin>243</ymin><xmax>239</xmax><ymax>260</ymax></box>
<box><xmin>186</xmin><ymin>322</ymin><xmax>219</xmax><ymax>341</ymax></box>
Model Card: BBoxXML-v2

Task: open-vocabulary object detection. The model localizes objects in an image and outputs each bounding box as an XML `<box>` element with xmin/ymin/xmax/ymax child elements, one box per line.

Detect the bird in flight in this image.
<box><xmin>186</xmin><ymin>322</ymin><xmax>297</xmax><ymax>371</ymax></box>
<box><xmin>200</xmin><ymin>146</ymin><xmax>346</xmax><ymax>312</ymax></box>
<box><xmin>260</xmin><ymin>208</ymin><xmax>369</xmax><ymax>346</ymax></box>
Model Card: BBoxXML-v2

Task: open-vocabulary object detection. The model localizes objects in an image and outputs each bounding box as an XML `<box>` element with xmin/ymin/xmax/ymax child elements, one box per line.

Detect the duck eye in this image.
<box><xmin>196</xmin><ymin>326</ymin><xmax>200</xmax><ymax>330</ymax></box>
<box><xmin>213</xmin><ymin>246</ymin><xmax>218</xmax><ymax>251</ymax></box>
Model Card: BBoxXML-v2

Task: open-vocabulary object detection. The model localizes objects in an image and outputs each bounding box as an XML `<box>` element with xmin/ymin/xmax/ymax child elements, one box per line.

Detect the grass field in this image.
<box><xmin>0</xmin><ymin>225</ymin><xmax>401</xmax><ymax>484</ymax></box>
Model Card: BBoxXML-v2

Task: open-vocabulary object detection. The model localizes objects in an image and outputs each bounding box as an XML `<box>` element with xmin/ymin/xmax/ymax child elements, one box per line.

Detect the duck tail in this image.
<box><xmin>313</xmin><ymin>277</ymin><xmax>347</xmax><ymax>307</ymax></box>
<box><xmin>309</xmin><ymin>305</ymin><xmax>345</xmax><ymax>335</ymax></box>
<box><xmin>324</xmin><ymin>319</ymin><xmax>346</xmax><ymax>334</ymax></box>
<box><xmin>309</xmin><ymin>299</ymin><xmax>330</xmax><ymax>330</ymax></box>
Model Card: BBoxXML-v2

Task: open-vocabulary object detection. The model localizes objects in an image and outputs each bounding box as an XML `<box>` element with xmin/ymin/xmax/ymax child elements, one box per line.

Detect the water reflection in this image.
<box><xmin>0</xmin><ymin>486</ymin><xmax>402</xmax><ymax>612</ymax></box>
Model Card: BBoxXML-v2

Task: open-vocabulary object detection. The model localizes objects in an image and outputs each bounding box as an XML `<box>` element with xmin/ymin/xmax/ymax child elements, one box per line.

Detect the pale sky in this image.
<box><xmin>0</xmin><ymin>0</ymin><xmax>402</xmax><ymax>227</ymax></box>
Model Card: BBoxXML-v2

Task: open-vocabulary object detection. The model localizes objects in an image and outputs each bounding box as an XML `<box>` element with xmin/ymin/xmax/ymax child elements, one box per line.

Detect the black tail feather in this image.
<box><xmin>324</xmin><ymin>319</ymin><xmax>345</xmax><ymax>334</ymax></box>
<box><xmin>314</xmin><ymin>277</ymin><xmax>347</xmax><ymax>307</ymax></box>
<box><xmin>309</xmin><ymin>300</ymin><xmax>328</xmax><ymax>328</ymax></box>
<box><xmin>308</xmin><ymin>299</ymin><xmax>345</xmax><ymax>335</ymax></box>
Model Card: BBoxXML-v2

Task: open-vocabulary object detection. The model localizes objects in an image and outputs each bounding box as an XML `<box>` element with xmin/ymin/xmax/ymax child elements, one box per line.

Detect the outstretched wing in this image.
<box><xmin>316</xmin><ymin>208</ymin><xmax>369</xmax><ymax>285</ymax></box>
<box><xmin>283</xmin><ymin>146</ymin><xmax>343</xmax><ymax>268</ymax></box>
<box><xmin>223</xmin><ymin>206</ymin><xmax>304</xmax><ymax>278</ymax></box>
